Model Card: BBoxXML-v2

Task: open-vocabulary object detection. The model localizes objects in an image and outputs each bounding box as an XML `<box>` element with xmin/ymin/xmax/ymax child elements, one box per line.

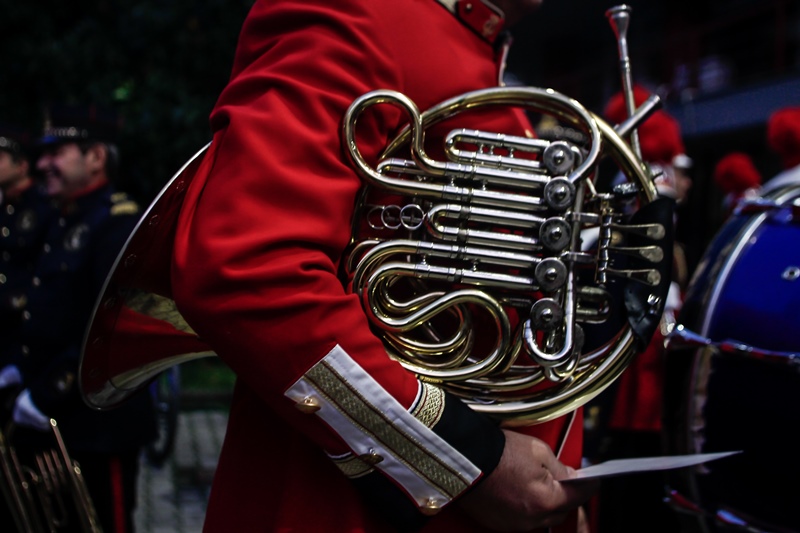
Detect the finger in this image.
<box><xmin>545</xmin><ymin>459</ymin><xmax>569</xmax><ymax>478</ymax></box>
<box><xmin>552</xmin><ymin>464</ymin><xmax>577</xmax><ymax>482</ymax></box>
<box><xmin>537</xmin><ymin>510</ymin><xmax>570</xmax><ymax>529</ymax></box>
<box><xmin>577</xmin><ymin>506</ymin><xmax>591</xmax><ymax>533</ymax></box>
<box><xmin>561</xmin><ymin>478</ymin><xmax>601</xmax><ymax>506</ymax></box>
<box><xmin>530</xmin><ymin>440</ymin><xmax>568</xmax><ymax>479</ymax></box>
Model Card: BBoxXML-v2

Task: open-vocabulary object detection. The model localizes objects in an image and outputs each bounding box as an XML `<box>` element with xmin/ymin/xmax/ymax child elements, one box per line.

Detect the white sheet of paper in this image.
<box><xmin>564</xmin><ymin>451</ymin><xmax>741</xmax><ymax>482</ymax></box>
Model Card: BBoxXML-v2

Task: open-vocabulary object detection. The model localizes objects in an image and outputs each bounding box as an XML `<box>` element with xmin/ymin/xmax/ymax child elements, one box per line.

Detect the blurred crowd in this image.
<box><xmin>0</xmin><ymin>106</ymin><xmax>157</xmax><ymax>532</ymax></box>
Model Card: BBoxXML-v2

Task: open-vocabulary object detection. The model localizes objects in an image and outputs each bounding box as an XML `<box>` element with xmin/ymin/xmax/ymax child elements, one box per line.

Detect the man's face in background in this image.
<box><xmin>36</xmin><ymin>142</ymin><xmax>94</xmax><ymax>199</ymax></box>
<box><xmin>0</xmin><ymin>150</ymin><xmax>28</xmax><ymax>192</ymax></box>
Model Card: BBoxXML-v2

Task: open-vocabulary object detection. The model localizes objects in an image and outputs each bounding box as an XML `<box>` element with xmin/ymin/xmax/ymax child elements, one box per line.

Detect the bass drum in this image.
<box><xmin>664</xmin><ymin>182</ymin><xmax>800</xmax><ymax>533</ymax></box>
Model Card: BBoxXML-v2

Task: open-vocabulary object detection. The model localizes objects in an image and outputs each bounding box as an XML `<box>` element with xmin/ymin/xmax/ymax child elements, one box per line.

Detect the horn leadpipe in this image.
<box><xmin>606</xmin><ymin>5</ymin><xmax>642</xmax><ymax>159</ymax></box>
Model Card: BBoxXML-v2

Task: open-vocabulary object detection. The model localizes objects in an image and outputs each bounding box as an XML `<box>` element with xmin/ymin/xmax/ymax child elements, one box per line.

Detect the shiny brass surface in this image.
<box><xmin>80</xmin><ymin>144</ymin><xmax>216</xmax><ymax>409</ymax></box>
<box><xmin>420</xmin><ymin>498</ymin><xmax>443</xmax><ymax>516</ymax></box>
<box><xmin>0</xmin><ymin>418</ymin><xmax>102</xmax><ymax>532</ymax></box>
<box><xmin>295</xmin><ymin>397</ymin><xmax>322</xmax><ymax>414</ymax></box>
<box><xmin>341</xmin><ymin>83</ymin><xmax>663</xmax><ymax>425</ymax></box>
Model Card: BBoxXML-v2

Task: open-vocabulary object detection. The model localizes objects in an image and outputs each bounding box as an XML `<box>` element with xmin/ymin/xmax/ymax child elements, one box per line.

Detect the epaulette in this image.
<box><xmin>111</xmin><ymin>200</ymin><xmax>140</xmax><ymax>216</ymax></box>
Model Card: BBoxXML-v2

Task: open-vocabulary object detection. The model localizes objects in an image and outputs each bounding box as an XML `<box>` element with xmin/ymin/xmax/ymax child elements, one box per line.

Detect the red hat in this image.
<box><xmin>603</xmin><ymin>85</ymin><xmax>684</xmax><ymax>165</ymax></box>
<box><xmin>713</xmin><ymin>152</ymin><xmax>762</xmax><ymax>194</ymax></box>
<box><xmin>767</xmin><ymin>106</ymin><xmax>800</xmax><ymax>170</ymax></box>
<box><xmin>603</xmin><ymin>84</ymin><xmax>653</xmax><ymax>125</ymax></box>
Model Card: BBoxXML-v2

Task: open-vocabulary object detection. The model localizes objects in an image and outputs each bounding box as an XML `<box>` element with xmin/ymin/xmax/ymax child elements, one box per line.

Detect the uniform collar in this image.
<box><xmin>1</xmin><ymin>176</ymin><xmax>33</xmax><ymax>202</ymax></box>
<box><xmin>60</xmin><ymin>179</ymin><xmax>110</xmax><ymax>215</ymax></box>
<box><xmin>436</xmin><ymin>0</ymin><xmax>505</xmax><ymax>44</ymax></box>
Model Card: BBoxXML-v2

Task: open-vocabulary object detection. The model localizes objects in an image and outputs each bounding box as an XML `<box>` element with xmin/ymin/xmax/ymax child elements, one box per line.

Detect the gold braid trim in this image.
<box><xmin>306</xmin><ymin>361</ymin><xmax>471</xmax><ymax>499</ymax></box>
<box><xmin>410</xmin><ymin>382</ymin><xmax>445</xmax><ymax>429</ymax></box>
<box><xmin>330</xmin><ymin>454</ymin><xmax>375</xmax><ymax>479</ymax></box>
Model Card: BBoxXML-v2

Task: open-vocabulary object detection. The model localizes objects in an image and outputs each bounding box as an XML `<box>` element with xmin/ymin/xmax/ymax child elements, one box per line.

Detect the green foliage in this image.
<box><xmin>0</xmin><ymin>0</ymin><xmax>256</xmax><ymax>204</ymax></box>
<box><xmin>180</xmin><ymin>358</ymin><xmax>236</xmax><ymax>394</ymax></box>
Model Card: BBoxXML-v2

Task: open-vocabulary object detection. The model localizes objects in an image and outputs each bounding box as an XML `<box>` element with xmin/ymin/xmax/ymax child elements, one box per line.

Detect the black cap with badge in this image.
<box><xmin>38</xmin><ymin>104</ymin><xmax>121</xmax><ymax>147</ymax></box>
<box><xmin>0</xmin><ymin>124</ymin><xmax>32</xmax><ymax>159</ymax></box>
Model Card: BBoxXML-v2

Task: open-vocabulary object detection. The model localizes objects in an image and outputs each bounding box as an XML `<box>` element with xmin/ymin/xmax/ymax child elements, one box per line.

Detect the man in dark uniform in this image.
<box><xmin>0</xmin><ymin>126</ymin><xmax>56</xmax><ymax>380</ymax></box>
<box><xmin>0</xmin><ymin>125</ymin><xmax>58</xmax><ymax>530</ymax></box>
<box><xmin>0</xmin><ymin>106</ymin><xmax>156</xmax><ymax>533</ymax></box>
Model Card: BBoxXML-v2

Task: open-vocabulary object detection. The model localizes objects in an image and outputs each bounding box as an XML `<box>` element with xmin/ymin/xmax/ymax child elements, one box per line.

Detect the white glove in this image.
<box><xmin>660</xmin><ymin>282</ymin><xmax>684</xmax><ymax>337</ymax></box>
<box><xmin>13</xmin><ymin>389</ymin><xmax>51</xmax><ymax>431</ymax></box>
<box><xmin>0</xmin><ymin>365</ymin><xmax>22</xmax><ymax>388</ymax></box>
<box><xmin>665</xmin><ymin>281</ymin><xmax>683</xmax><ymax>314</ymax></box>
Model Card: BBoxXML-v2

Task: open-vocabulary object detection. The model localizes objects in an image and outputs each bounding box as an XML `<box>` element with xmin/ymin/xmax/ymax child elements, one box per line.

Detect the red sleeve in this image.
<box><xmin>174</xmin><ymin>0</ymin><xmax>412</xmax><ymax>433</ymax></box>
<box><xmin>172</xmin><ymin>0</ymin><xmax>507</xmax><ymax>517</ymax></box>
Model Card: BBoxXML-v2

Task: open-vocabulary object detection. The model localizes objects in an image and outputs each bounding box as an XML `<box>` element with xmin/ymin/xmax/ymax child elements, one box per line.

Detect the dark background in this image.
<box><xmin>1</xmin><ymin>0</ymin><xmax>798</xmax><ymax>273</ymax></box>
<box><xmin>0</xmin><ymin>0</ymin><xmax>254</xmax><ymax>202</ymax></box>
<box><xmin>507</xmin><ymin>0</ymin><xmax>799</xmax><ymax>271</ymax></box>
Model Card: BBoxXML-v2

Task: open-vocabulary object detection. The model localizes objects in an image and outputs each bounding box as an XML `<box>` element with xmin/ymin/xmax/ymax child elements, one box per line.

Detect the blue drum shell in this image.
<box><xmin>705</xmin><ymin>207</ymin><xmax>800</xmax><ymax>352</ymax></box>
<box><xmin>670</xmin><ymin>189</ymin><xmax>800</xmax><ymax>532</ymax></box>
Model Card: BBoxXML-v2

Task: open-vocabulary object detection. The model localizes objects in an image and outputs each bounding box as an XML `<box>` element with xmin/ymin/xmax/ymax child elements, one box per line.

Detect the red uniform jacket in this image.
<box><xmin>172</xmin><ymin>0</ymin><xmax>583</xmax><ymax>531</ymax></box>
<box><xmin>608</xmin><ymin>329</ymin><xmax>666</xmax><ymax>432</ymax></box>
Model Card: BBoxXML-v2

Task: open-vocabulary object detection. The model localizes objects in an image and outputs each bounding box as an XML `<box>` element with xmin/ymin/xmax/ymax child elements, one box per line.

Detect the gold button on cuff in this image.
<box><xmin>295</xmin><ymin>396</ymin><xmax>321</xmax><ymax>414</ymax></box>
<box><xmin>359</xmin><ymin>450</ymin><xmax>384</xmax><ymax>466</ymax></box>
<box><xmin>419</xmin><ymin>498</ymin><xmax>444</xmax><ymax>516</ymax></box>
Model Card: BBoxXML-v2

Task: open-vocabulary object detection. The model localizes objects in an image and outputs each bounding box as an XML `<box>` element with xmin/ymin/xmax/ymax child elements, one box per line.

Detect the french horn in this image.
<box><xmin>340</xmin><ymin>84</ymin><xmax>672</xmax><ymax>424</ymax></box>
<box><xmin>79</xmin><ymin>5</ymin><xmax>673</xmax><ymax>427</ymax></box>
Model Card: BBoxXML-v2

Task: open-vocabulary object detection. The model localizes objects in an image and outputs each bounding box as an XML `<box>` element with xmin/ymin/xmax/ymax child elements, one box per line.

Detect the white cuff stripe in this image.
<box><xmin>285</xmin><ymin>345</ymin><xmax>481</xmax><ymax>507</ymax></box>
